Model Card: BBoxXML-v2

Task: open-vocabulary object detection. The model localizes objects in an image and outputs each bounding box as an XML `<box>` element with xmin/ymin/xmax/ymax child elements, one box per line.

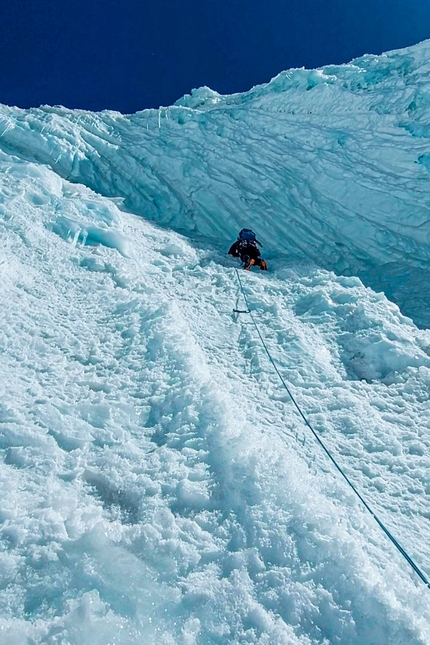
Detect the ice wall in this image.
<box><xmin>1</xmin><ymin>41</ymin><xmax>430</xmax><ymax>325</ymax></box>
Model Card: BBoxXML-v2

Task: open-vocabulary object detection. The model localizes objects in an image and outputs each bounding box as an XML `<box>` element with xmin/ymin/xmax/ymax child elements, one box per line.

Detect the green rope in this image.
<box><xmin>234</xmin><ymin>269</ymin><xmax>430</xmax><ymax>590</ymax></box>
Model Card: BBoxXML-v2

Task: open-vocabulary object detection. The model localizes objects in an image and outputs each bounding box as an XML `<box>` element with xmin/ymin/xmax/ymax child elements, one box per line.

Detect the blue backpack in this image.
<box><xmin>238</xmin><ymin>228</ymin><xmax>261</xmax><ymax>245</ymax></box>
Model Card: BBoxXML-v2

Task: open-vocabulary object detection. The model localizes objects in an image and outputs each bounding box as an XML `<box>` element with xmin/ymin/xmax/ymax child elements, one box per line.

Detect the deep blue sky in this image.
<box><xmin>1</xmin><ymin>0</ymin><xmax>429</xmax><ymax>113</ymax></box>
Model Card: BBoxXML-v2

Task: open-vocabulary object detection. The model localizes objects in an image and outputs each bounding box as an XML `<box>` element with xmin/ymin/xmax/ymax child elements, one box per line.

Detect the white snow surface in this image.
<box><xmin>0</xmin><ymin>40</ymin><xmax>429</xmax><ymax>645</ymax></box>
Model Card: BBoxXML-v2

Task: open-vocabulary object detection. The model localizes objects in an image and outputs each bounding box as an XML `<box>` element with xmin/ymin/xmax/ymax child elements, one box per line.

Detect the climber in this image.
<box><xmin>228</xmin><ymin>228</ymin><xmax>268</xmax><ymax>271</ymax></box>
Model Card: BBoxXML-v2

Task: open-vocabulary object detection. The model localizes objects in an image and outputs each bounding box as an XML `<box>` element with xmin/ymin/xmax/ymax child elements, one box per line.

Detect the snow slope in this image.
<box><xmin>0</xmin><ymin>40</ymin><xmax>429</xmax><ymax>645</ymax></box>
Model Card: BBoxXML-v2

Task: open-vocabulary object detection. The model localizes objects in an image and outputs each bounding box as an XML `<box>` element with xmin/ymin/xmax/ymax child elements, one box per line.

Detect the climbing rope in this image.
<box><xmin>234</xmin><ymin>268</ymin><xmax>430</xmax><ymax>590</ymax></box>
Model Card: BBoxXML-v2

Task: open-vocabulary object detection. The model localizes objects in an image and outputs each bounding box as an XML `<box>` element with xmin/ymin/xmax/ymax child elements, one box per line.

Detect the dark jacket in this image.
<box><xmin>228</xmin><ymin>240</ymin><xmax>261</xmax><ymax>261</ymax></box>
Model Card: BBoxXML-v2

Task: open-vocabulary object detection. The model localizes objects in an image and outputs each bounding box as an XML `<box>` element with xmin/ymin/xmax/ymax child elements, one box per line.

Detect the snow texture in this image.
<box><xmin>0</xmin><ymin>39</ymin><xmax>429</xmax><ymax>645</ymax></box>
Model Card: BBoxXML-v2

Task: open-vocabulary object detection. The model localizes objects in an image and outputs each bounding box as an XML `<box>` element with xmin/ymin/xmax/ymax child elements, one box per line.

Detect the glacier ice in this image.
<box><xmin>1</xmin><ymin>41</ymin><xmax>430</xmax><ymax>326</ymax></box>
<box><xmin>0</xmin><ymin>40</ymin><xmax>429</xmax><ymax>644</ymax></box>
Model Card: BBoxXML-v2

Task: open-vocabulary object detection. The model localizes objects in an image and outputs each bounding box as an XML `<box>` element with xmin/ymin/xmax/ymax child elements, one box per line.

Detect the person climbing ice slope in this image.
<box><xmin>228</xmin><ymin>228</ymin><xmax>268</xmax><ymax>270</ymax></box>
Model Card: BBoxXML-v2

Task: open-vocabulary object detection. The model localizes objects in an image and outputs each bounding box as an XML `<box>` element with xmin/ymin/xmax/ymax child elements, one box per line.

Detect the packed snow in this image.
<box><xmin>0</xmin><ymin>39</ymin><xmax>429</xmax><ymax>645</ymax></box>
